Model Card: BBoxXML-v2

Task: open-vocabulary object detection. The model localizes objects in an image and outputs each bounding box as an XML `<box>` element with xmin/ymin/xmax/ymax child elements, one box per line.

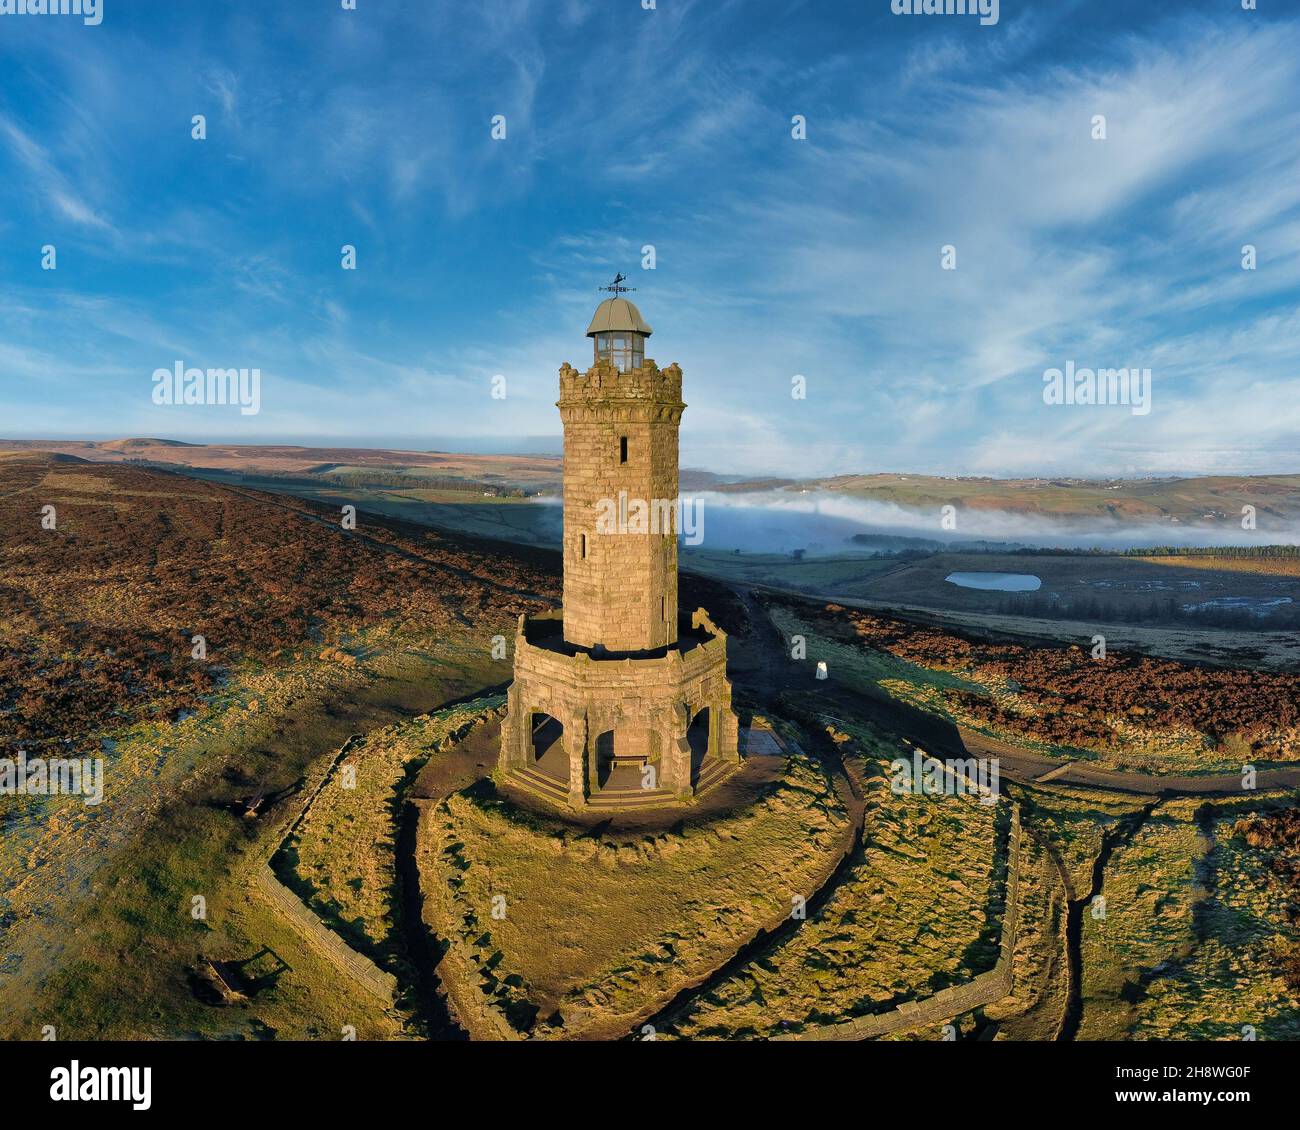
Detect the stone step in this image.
<box><xmin>511</xmin><ymin>765</ymin><xmax>571</xmax><ymax>803</ymax></box>
<box><xmin>693</xmin><ymin>757</ymin><xmax>735</xmax><ymax>797</ymax></box>
<box><xmin>587</xmin><ymin>786</ymin><xmax>677</xmax><ymax>809</ymax></box>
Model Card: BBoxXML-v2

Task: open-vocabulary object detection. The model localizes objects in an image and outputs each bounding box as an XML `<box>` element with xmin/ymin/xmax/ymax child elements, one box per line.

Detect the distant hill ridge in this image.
<box><xmin>0</xmin><ymin>439</ymin><xmax>1297</xmax><ymax>523</ymax></box>
<box><xmin>100</xmin><ymin>437</ymin><xmax>202</xmax><ymax>449</ymax></box>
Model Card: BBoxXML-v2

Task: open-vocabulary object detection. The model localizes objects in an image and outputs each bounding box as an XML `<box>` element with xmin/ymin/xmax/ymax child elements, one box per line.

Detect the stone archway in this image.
<box><xmin>687</xmin><ymin>706</ymin><xmax>711</xmax><ymax>787</ymax></box>
<box><xmin>530</xmin><ymin>712</ymin><xmax>567</xmax><ymax>783</ymax></box>
<box><xmin>594</xmin><ymin>729</ymin><xmax>615</xmax><ymax>788</ymax></box>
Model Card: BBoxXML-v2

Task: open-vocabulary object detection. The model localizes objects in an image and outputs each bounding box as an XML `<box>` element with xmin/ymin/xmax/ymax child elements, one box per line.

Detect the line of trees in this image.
<box><xmin>1120</xmin><ymin>544</ymin><xmax>1300</xmax><ymax>558</ymax></box>
<box><xmin>995</xmin><ymin>592</ymin><xmax>1300</xmax><ymax>631</ymax></box>
<box><xmin>849</xmin><ymin>541</ymin><xmax>1300</xmax><ymax>559</ymax></box>
<box><xmin>153</xmin><ymin>462</ymin><xmax>525</xmax><ymax>496</ymax></box>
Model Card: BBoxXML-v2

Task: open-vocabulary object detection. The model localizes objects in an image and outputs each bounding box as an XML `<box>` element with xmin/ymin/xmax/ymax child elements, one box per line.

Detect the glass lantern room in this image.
<box><xmin>586</xmin><ymin>297</ymin><xmax>653</xmax><ymax>373</ymax></box>
<box><xmin>593</xmin><ymin>332</ymin><xmax>646</xmax><ymax>372</ymax></box>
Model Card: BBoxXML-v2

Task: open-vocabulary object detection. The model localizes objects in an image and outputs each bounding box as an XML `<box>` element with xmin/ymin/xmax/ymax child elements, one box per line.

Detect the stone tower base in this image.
<box><xmin>498</xmin><ymin>609</ymin><xmax>740</xmax><ymax>809</ymax></box>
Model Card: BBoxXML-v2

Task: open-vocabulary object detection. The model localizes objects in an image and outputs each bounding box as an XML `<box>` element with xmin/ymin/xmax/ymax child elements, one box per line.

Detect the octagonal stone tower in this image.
<box><xmin>563</xmin><ymin>297</ymin><xmax>677</xmax><ymax>653</ymax></box>
<box><xmin>498</xmin><ymin>291</ymin><xmax>740</xmax><ymax>809</ymax></box>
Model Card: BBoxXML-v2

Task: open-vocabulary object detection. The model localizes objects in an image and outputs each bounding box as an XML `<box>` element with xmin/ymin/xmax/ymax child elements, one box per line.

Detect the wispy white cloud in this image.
<box><xmin>0</xmin><ymin>117</ymin><xmax>115</xmax><ymax>232</ymax></box>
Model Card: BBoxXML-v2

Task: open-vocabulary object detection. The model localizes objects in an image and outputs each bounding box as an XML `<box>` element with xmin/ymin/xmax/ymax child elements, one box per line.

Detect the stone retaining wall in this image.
<box><xmin>245</xmin><ymin>714</ymin><xmax>490</xmax><ymax>1013</ymax></box>
<box><xmin>251</xmin><ymin>863</ymin><xmax>398</xmax><ymax>1006</ymax></box>
<box><xmin>412</xmin><ymin>799</ymin><xmax>522</xmax><ymax>1041</ymax></box>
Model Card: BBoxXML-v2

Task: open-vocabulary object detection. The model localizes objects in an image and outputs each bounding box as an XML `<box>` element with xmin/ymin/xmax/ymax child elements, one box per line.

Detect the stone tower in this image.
<box><xmin>498</xmin><ymin>291</ymin><xmax>740</xmax><ymax>809</ymax></box>
<box><xmin>562</xmin><ymin>297</ymin><xmax>678</xmax><ymax>653</ymax></box>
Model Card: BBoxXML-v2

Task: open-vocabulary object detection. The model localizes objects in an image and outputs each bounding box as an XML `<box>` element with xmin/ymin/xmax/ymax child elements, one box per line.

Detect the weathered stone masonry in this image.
<box><xmin>559</xmin><ymin>359</ymin><xmax>682</xmax><ymax>652</ymax></box>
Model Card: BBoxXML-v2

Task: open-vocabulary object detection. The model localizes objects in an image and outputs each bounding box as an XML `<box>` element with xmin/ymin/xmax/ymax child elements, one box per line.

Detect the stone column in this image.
<box><xmin>567</xmin><ymin>710</ymin><xmax>588</xmax><ymax>809</ymax></box>
<box><xmin>500</xmin><ymin>683</ymin><xmax>529</xmax><ymax>772</ymax></box>
<box><xmin>661</xmin><ymin>703</ymin><xmax>692</xmax><ymax>799</ymax></box>
<box><xmin>718</xmin><ymin>701</ymin><xmax>741</xmax><ymax>764</ymax></box>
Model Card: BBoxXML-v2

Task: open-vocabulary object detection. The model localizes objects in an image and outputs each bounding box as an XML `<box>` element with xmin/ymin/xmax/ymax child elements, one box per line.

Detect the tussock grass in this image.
<box><xmin>427</xmin><ymin>740</ymin><xmax>851</xmax><ymax>1040</ymax></box>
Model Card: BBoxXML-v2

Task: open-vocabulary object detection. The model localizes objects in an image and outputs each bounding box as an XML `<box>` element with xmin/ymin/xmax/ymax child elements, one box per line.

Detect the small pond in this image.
<box><xmin>944</xmin><ymin>571</ymin><xmax>1042</xmax><ymax>592</ymax></box>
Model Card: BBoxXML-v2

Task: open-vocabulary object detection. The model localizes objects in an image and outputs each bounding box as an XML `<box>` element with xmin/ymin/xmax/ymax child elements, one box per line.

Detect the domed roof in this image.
<box><xmin>586</xmin><ymin>297</ymin><xmax>652</xmax><ymax>337</ymax></box>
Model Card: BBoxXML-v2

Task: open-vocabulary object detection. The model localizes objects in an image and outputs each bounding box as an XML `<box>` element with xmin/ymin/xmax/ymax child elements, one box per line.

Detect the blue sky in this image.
<box><xmin>1</xmin><ymin>0</ymin><xmax>1297</xmax><ymax>477</ymax></box>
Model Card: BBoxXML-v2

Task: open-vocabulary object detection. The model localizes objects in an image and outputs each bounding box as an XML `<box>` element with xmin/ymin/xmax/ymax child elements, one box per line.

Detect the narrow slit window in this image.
<box><xmin>619</xmin><ymin>436</ymin><xmax>628</xmax><ymax>463</ymax></box>
<box><xmin>580</xmin><ymin>533</ymin><xmax>587</xmax><ymax>559</ymax></box>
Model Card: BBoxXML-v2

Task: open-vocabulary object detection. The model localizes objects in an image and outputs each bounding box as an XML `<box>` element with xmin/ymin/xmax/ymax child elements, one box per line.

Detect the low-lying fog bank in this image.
<box><xmin>679</xmin><ymin>490</ymin><xmax>1300</xmax><ymax>554</ymax></box>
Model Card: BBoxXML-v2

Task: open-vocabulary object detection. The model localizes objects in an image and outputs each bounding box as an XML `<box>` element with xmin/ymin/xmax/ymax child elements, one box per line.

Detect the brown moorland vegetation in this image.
<box><xmin>773</xmin><ymin>595</ymin><xmax>1300</xmax><ymax>759</ymax></box>
<box><xmin>0</xmin><ymin>456</ymin><xmax>558</xmax><ymax>754</ymax></box>
<box><xmin>1233</xmin><ymin>808</ymin><xmax>1300</xmax><ymax>991</ymax></box>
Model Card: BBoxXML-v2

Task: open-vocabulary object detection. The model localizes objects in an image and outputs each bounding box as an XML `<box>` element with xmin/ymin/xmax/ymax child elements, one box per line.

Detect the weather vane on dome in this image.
<box><xmin>598</xmin><ymin>272</ymin><xmax>636</xmax><ymax>297</ymax></box>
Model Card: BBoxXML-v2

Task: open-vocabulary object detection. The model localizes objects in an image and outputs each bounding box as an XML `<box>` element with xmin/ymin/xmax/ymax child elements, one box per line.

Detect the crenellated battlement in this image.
<box><xmin>558</xmin><ymin>359</ymin><xmax>684</xmax><ymax>408</ymax></box>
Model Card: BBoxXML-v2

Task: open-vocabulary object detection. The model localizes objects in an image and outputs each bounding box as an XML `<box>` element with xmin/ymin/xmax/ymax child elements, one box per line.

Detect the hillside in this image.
<box><xmin>0</xmin><ymin>455</ymin><xmax>753</xmax><ymax>1041</ymax></box>
<box><xmin>805</xmin><ymin>472</ymin><xmax>1300</xmax><ymax>525</ymax></box>
<box><xmin>3</xmin><ymin>455</ymin><xmax>1298</xmax><ymax>1047</ymax></box>
<box><xmin>0</xmin><ymin>454</ymin><xmax>569</xmax><ymax>1037</ymax></box>
<box><xmin>0</xmin><ymin>439</ymin><xmax>563</xmax><ymax>494</ymax></box>
<box><xmin>0</xmin><ymin>455</ymin><xmax>560</xmax><ymax>754</ymax></box>
<box><xmin>5</xmin><ymin>441</ymin><xmax>1298</xmax><ymax>525</ymax></box>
